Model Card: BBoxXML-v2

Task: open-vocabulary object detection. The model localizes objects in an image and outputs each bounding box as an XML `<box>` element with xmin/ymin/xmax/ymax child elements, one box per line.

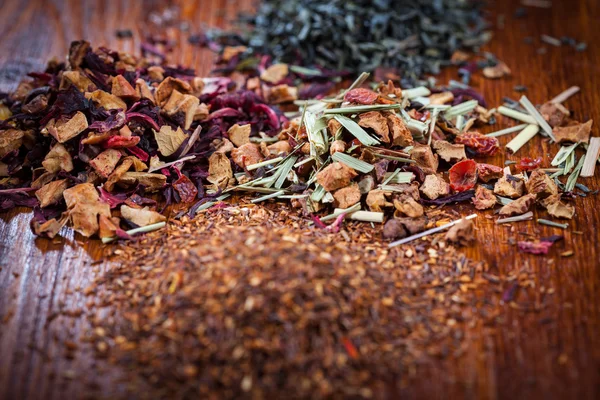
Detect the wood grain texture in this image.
<box><xmin>0</xmin><ymin>0</ymin><xmax>599</xmax><ymax>399</ymax></box>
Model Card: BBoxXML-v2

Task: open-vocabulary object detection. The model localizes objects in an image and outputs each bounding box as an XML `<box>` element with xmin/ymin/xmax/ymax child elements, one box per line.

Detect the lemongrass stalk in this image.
<box><xmin>332</xmin><ymin>208</ymin><xmax>384</xmax><ymax>223</ymax></box>
<box><xmin>537</xmin><ymin>219</ymin><xmax>568</xmax><ymax>229</ymax></box>
<box><xmin>495</xmin><ymin>211</ymin><xmax>533</xmax><ymax>224</ymax></box>
<box><xmin>294</xmin><ymin>157</ymin><xmax>315</xmax><ymax>168</ymax></box>
<box><xmin>334</xmin><ymin>115</ymin><xmax>380</xmax><ymax>146</ymax></box>
<box><xmin>550</xmin><ymin>86</ymin><xmax>580</xmax><ymax>104</ymax></box>
<box><xmin>320</xmin><ymin>203</ymin><xmax>362</xmax><ymax>222</ymax></box>
<box><xmin>506</xmin><ymin>124</ymin><xmax>539</xmax><ymax>154</ymax></box>
<box><xmin>519</xmin><ymin>95</ymin><xmax>555</xmax><ymax>140</ymax></box>
<box><xmin>246</xmin><ymin>157</ymin><xmax>284</xmax><ymax>171</ymax></box>
<box><xmin>581</xmin><ymin>137</ymin><xmax>600</xmax><ymax>177</ymax></box>
<box><xmin>498</xmin><ymin>106</ymin><xmax>538</xmax><ymax>125</ymax></box>
<box><xmin>102</xmin><ymin>222</ymin><xmax>166</xmax><ymax>244</ymax></box>
<box><xmin>331</xmin><ymin>152</ymin><xmax>374</xmax><ymax>173</ymax></box>
<box><xmin>403</xmin><ymin>86</ymin><xmax>431</xmax><ymax>99</ymax></box>
<box><xmin>485</xmin><ymin>124</ymin><xmax>528</xmax><ymax>138</ymax></box>
<box><xmin>250</xmin><ymin>136</ymin><xmax>279</xmax><ymax>143</ymax></box>
<box><xmin>324</xmin><ymin>104</ymin><xmax>401</xmax><ymax>115</ymax></box>
<box><xmin>389</xmin><ymin>214</ymin><xmax>477</xmax><ymax>247</ymax></box>
<box><xmin>274</xmin><ymin>156</ymin><xmax>298</xmax><ymax>188</ymax></box>
<box><xmin>277</xmin><ymin>194</ymin><xmax>309</xmax><ymax>199</ymax></box>
<box><xmin>551</xmin><ymin>142</ymin><xmax>579</xmax><ymax>166</ymax></box>
<box><xmin>443</xmin><ymin>100</ymin><xmax>478</xmax><ymax>120</ymax></box>
<box><xmin>251</xmin><ymin>190</ymin><xmax>286</xmax><ymax>203</ymax></box>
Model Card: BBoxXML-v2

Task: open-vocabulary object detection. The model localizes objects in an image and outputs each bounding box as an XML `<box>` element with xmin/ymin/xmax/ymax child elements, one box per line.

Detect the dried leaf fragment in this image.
<box><xmin>120</xmin><ymin>205</ymin><xmax>166</xmax><ymax>227</ymax></box>
<box><xmin>552</xmin><ymin>120</ymin><xmax>593</xmax><ymax>144</ymax></box>
<box><xmin>153</xmin><ymin>125</ymin><xmax>188</xmax><ymax>157</ymax></box>
<box><xmin>499</xmin><ymin>193</ymin><xmax>536</xmax><ymax>216</ymax></box>
<box><xmin>63</xmin><ymin>183</ymin><xmax>111</xmax><ymax>237</ymax></box>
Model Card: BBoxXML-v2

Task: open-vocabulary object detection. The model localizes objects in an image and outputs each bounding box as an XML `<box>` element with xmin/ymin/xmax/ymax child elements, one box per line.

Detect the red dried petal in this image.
<box><xmin>517</xmin><ymin>157</ymin><xmax>542</xmax><ymax>171</ymax></box>
<box><xmin>517</xmin><ymin>240</ymin><xmax>554</xmax><ymax>255</ymax></box>
<box><xmin>449</xmin><ymin>159</ymin><xmax>478</xmax><ymax>192</ymax></box>
<box><xmin>455</xmin><ymin>132</ymin><xmax>499</xmax><ymax>156</ymax></box>
<box><xmin>344</xmin><ymin>88</ymin><xmax>379</xmax><ymax>105</ymax></box>
<box><xmin>173</xmin><ymin>174</ymin><xmax>198</xmax><ymax>203</ymax></box>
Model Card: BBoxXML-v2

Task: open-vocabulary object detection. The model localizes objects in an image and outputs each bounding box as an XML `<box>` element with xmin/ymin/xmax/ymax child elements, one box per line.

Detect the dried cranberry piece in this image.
<box><xmin>455</xmin><ymin>132</ymin><xmax>499</xmax><ymax>156</ymax></box>
<box><xmin>517</xmin><ymin>157</ymin><xmax>542</xmax><ymax>171</ymax></box>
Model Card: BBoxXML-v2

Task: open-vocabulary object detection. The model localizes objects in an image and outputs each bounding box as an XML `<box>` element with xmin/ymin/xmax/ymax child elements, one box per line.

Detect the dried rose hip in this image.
<box><xmin>449</xmin><ymin>159</ymin><xmax>478</xmax><ymax>192</ymax></box>
<box><xmin>343</xmin><ymin>88</ymin><xmax>378</xmax><ymax>105</ymax></box>
<box><xmin>455</xmin><ymin>132</ymin><xmax>499</xmax><ymax>156</ymax></box>
<box><xmin>517</xmin><ymin>157</ymin><xmax>542</xmax><ymax>171</ymax></box>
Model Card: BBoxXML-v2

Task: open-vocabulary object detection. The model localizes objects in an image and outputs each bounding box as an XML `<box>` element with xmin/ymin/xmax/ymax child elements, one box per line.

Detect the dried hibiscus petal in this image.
<box><xmin>517</xmin><ymin>240</ymin><xmax>554</xmax><ymax>255</ymax></box>
<box><xmin>517</xmin><ymin>157</ymin><xmax>542</xmax><ymax>171</ymax></box>
<box><xmin>105</xmin><ymin>135</ymin><xmax>141</xmax><ymax>148</ymax></box>
<box><xmin>343</xmin><ymin>88</ymin><xmax>378</xmax><ymax>105</ymax></box>
<box><xmin>455</xmin><ymin>132</ymin><xmax>499</xmax><ymax>156</ymax></box>
<box><xmin>449</xmin><ymin>159</ymin><xmax>478</xmax><ymax>192</ymax></box>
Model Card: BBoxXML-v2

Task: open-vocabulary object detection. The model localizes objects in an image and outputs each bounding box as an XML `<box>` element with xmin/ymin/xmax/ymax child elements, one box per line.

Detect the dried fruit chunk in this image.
<box><xmin>477</xmin><ymin>163</ymin><xmax>503</xmax><ymax>182</ymax></box>
<box><xmin>111</xmin><ymin>75</ymin><xmax>139</xmax><ymax>100</ymax></box>
<box><xmin>499</xmin><ymin>193</ymin><xmax>536</xmax><ymax>216</ymax></box>
<box><xmin>410</xmin><ymin>144</ymin><xmax>438</xmax><ymax>174</ymax></box>
<box><xmin>155</xmin><ymin>77</ymin><xmax>192</xmax><ymax>106</ymax></box>
<box><xmin>265</xmin><ymin>84</ymin><xmax>298</xmax><ymax>104</ymax></box>
<box><xmin>526</xmin><ymin>169</ymin><xmax>558</xmax><ymax>199</ymax></box>
<box><xmin>161</xmin><ymin>89</ymin><xmax>199</xmax><ymax>130</ymax></box>
<box><xmin>35</xmin><ymin>179</ymin><xmax>68</xmax><ymax>208</ymax></box>
<box><xmin>493</xmin><ymin>176</ymin><xmax>524</xmax><ymax>199</ymax></box>
<box><xmin>384</xmin><ymin>112</ymin><xmax>413</xmax><ymax>147</ymax></box>
<box><xmin>473</xmin><ymin>185</ymin><xmax>496</xmax><ymax>210</ymax></box>
<box><xmin>118</xmin><ymin>172</ymin><xmax>167</xmax><ymax>192</ymax></box>
<box><xmin>0</xmin><ymin>129</ymin><xmax>24</xmax><ymax>158</ymax></box>
<box><xmin>543</xmin><ymin>195</ymin><xmax>575</xmax><ymax>219</ymax></box>
<box><xmin>316</xmin><ymin>162</ymin><xmax>357</xmax><ymax>192</ymax></box>
<box><xmin>445</xmin><ymin>218</ymin><xmax>474</xmax><ymax>245</ymax></box>
<box><xmin>429</xmin><ymin>91</ymin><xmax>454</xmax><ymax>105</ymax></box>
<box><xmin>420</xmin><ymin>174</ymin><xmax>450</xmax><ymax>200</ymax></box>
<box><xmin>333</xmin><ymin>183</ymin><xmax>361</xmax><ymax>209</ymax></box>
<box><xmin>366</xmin><ymin>189</ymin><xmax>392</xmax><ymax>212</ymax></box>
<box><xmin>539</xmin><ymin>101</ymin><xmax>570</xmax><ymax>127</ymax></box>
<box><xmin>260</xmin><ymin>63</ymin><xmax>288</xmax><ymax>84</ymax></box>
<box><xmin>172</xmin><ymin>174</ymin><xmax>198</xmax><ymax>203</ymax></box>
<box><xmin>358</xmin><ymin>111</ymin><xmax>390</xmax><ymax>143</ymax></box>
<box><xmin>455</xmin><ymin>132</ymin><xmax>499</xmax><ymax>156</ymax></box>
<box><xmin>231</xmin><ymin>143</ymin><xmax>264</xmax><ymax>168</ymax></box>
<box><xmin>89</xmin><ymin>149</ymin><xmax>122</xmax><ymax>178</ymax></box>
<box><xmin>432</xmin><ymin>140</ymin><xmax>466</xmax><ymax>163</ymax></box>
<box><xmin>393</xmin><ymin>195</ymin><xmax>423</xmax><ymax>218</ymax></box>
<box><xmin>86</xmin><ymin>90</ymin><xmax>127</xmax><ymax>111</ymax></box>
<box><xmin>482</xmin><ymin>61</ymin><xmax>511</xmax><ymax>79</ymax></box>
<box><xmin>120</xmin><ymin>205</ymin><xmax>166</xmax><ymax>227</ymax></box>
<box><xmin>46</xmin><ymin>111</ymin><xmax>88</xmax><ymax>143</ymax></box>
<box><xmin>227</xmin><ymin>124</ymin><xmax>251</xmax><ymax>147</ymax></box>
<box><xmin>449</xmin><ymin>159</ymin><xmax>478</xmax><ymax>192</ymax></box>
<box><xmin>344</xmin><ymin>88</ymin><xmax>378</xmax><ymax>105</ymax></box>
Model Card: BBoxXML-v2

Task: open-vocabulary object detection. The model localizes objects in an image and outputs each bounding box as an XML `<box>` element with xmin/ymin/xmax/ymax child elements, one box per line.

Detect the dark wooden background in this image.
<box><xmin>1</xmin><ymin>0</ymin><xmax>599</xmax><ymax>399</ymax></box>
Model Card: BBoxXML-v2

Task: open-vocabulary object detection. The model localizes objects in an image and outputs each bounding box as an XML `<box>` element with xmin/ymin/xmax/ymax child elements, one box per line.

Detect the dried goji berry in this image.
<box><xmin>517</xmin><ymin>157</ymin><xmax>542</xmax><ymax>171</ymax></box>
<box><xmin>343</xmin><ymin>88</ymin><xmax>379</xmax><ymax>105</ymax></box>
<box><xmin>455</xmin><ymin>132</ymin><xmax>499</xmax><ymax>156</ymax></box>
<box><xmin>449</xmin><ymin>159</ymin><xmax>478</xmax><ymax>192</ymax></box>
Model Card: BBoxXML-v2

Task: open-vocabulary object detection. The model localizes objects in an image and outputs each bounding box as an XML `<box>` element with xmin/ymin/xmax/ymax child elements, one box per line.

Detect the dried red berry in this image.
<box><xmin>517</xmin><ymin>157</ymin><xmax>542</xmax><ymax>171</ymax></box>
<box><xmin>343</xmin><ymin>88</ymin><xmax>379</xmax><ymax>105</ymax></box>
<box><xmin>449</xmin><ymin>159</ymin><xmax>478</xmax><ymax>192</ymax></box>
<box><xmin>172</xmin><ymin>174</ymin><xmax>198</xmax><ymax>203</ymax></box>
<box><xmin>455</xmin><ymin>132</ymin><xmax>499</xmax><ymax>156</ymax></box>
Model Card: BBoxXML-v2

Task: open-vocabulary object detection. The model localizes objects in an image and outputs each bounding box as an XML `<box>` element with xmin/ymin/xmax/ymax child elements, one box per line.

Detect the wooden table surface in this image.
<box><xmin>1</xmin><ymin>0</ymin><xmax>599</xmax><ymax>399</ymax></box>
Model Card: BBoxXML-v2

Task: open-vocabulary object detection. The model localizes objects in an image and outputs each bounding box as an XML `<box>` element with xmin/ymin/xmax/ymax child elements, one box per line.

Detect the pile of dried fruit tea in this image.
<box><xmin>0</xmin><ymin>41</ymin><xmax>285</xmax><ymax>240</ymax></box>
<box><xmin>197</xmin><ymin>0</ymin><xmax>493</xmax><ymax>85</ymax></box>
<box><xmin>81</xmin><ymin>202</ymin><xmax>514</xmax><ymax>398</ymax></box>
<box><xmin>0</xmin><ymin>41</ymin><xmax>597</xmax><ymax>247</ymax></box>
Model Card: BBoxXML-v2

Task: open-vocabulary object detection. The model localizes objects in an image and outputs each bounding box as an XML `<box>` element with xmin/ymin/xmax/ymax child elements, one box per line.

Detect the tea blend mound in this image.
<box><xmin>200</xmin><ymin>0</ymin><xmax>492</xmax><ymax>82</ymax></box>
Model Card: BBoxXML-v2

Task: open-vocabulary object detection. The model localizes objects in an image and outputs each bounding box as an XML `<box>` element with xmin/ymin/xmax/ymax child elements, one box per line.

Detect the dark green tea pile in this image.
<box><xmin>202</xmin><ymin>0</ymin><xmax>491</xmax><ymax>81</ymax></box>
